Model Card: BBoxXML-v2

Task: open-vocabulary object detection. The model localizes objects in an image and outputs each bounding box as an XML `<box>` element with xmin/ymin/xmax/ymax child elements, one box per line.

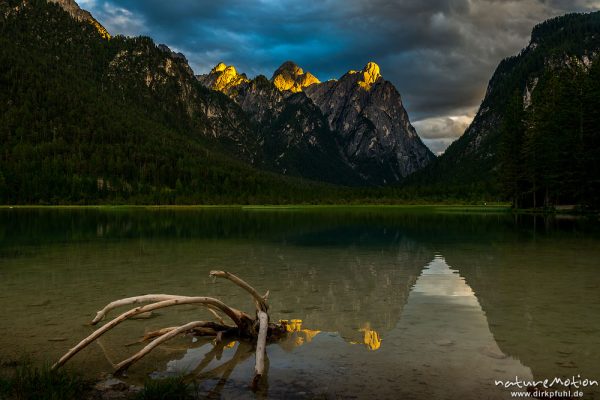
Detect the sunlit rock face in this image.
<box><xmin>47</xmin><ymin>0</ymin><xmax>110</xmax><ymax>39</ymax></box>
<box><xmin>198</xmin><ymin>64</ymin><xmax>285</xmax><ymax>126</ymax></box>
<box><xmin>197</xmin><ymin>62</ymin><xmax>249</xmax><ymax>95</ymax></box>
<box><xmin>356</xmin><ymin>61</ymin><xmax>382</xmax><ymax>90</ymax></box>
<box><xmin>305</xmin><ymin>62</ymin><xmax>435</xmax><ymax>183</ymax></box>
<box><xmin>271</xmin><ymin>61</ymin><xmax>320</xmax><ymax>93</ymax></box>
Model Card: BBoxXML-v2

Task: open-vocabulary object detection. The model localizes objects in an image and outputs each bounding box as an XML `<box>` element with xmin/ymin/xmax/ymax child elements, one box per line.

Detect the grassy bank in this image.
<box><xmin>0</xmin><ymin>361</ymin><xmax>195</xmax><ymax>400</ymax></box>
<box><xmin>0</xmin><ymin>361</ymin><xmax>90</xmax><ymax>400</ymax></box>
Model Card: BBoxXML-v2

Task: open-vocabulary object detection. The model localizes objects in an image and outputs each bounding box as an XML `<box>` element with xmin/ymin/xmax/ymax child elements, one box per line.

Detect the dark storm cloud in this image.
<box><xmin>78</xmin><ymin>0</ymin><xmax>600</xmax><ymax>153</ymax></box>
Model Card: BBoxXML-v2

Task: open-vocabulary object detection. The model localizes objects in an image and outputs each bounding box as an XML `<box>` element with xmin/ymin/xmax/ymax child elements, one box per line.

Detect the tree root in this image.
<box><xmin>53</xmin><ymin>271</ymin><xmax>288</xmax><ymax>390</ymax></box>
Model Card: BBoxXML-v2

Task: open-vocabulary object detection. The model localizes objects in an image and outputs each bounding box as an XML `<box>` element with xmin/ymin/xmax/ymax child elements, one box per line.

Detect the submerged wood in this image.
<box><xmin>53</xmin><ymin>271</ymin><xmax>287</xmax><ymax>390</ymax></box>
<box><xmin>115</xmin><ymin>321</ymin><xmax>211</xmax><ymax>374</ymax></box>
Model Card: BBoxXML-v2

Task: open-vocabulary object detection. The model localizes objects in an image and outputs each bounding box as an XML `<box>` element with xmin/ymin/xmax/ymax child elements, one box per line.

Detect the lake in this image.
<box><xmin>0</xmin><ymin>207</ymin><xmax>599</xmax><ymax>399</ymax></box>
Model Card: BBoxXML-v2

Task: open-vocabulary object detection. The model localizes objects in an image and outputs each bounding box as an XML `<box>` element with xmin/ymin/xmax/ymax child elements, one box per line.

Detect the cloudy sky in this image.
<box><xmin>78</xmin><ymin>0</ymin><xmax>600</xmax><ymax>154</ymax></box>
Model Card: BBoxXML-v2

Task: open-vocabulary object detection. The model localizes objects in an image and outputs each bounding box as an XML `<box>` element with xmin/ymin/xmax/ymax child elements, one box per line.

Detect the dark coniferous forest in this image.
<box><xmin>498</xmin><ymin>14</ymin><xmax>600</xmax><ymax>208</ymax></box>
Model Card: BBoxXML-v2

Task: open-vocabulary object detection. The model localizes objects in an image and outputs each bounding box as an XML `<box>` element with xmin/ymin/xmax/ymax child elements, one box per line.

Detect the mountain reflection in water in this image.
<box><xmin>157</xmin><ymin>256</ymin><xmax>534</xmax><ymax>399</ymax></box>
<box><xmin>0</xmin><ymin>208</ymin><xmax>598</xmax><ymax>399</ymax></box>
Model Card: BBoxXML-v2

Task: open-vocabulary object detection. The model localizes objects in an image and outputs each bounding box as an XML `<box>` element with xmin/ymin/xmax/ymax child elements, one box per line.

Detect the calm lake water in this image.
<box><xmin>0</xmin><ymin>207</ymin><xmax>599</xmax><ymax>399</ymax></box>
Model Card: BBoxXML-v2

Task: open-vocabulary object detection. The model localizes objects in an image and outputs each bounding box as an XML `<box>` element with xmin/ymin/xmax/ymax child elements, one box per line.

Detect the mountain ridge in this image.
<box><xmin>47</xmin><ymin>0</ymin><xmax>110</xmax><ymax>39</ymax></box>
<box><xmin>198</xmin><ymin>60</ymin><xmax>435</xmax><ymax>184</ymax></box>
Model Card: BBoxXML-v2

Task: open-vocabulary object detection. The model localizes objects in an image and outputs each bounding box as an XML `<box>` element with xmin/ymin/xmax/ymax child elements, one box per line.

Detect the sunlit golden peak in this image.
<box><xmin>224</xmin><ymin>65</ymin><xmax>238</xmax><ymax>75</ymax></box>
<box><xmin>211</xmin><ymin>62</ymin><xmax>228</xmax><ymax>73</ymax></box>
<box><xmin>204</xmin><ymin>62</ymin><xmax>248</xmax><ymax>93</ymax></box>
<box><xmin>272</xmin><ymin>61</ymin><xmax>320</xmax><ymax>93</ymax></box>
<box><xmin>357</xmin><ymin>61</ymin><xmax>382</xmax><ymax>90</ymax></box>
<box><xmin>363</xmin><ymin>62</ymin><xmax>381</xmax><ymax>81</ymax></box>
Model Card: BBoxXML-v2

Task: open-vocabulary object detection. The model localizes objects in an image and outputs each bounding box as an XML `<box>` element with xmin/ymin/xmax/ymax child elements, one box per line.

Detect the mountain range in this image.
<box><xmin>1</xmin><ymin>0</ymin><xmax>599</xmax><ymax>207</ymax></box>
<box><xmin>197</xmin><ymin>59</ymin><xmax>434</xmax><ymax>185</ymax></box>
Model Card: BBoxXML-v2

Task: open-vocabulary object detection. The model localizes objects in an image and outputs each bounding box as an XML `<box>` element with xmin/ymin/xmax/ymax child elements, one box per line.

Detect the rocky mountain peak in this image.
<box><xmin>198</xmin><ymin>62</ymin><xmax>248</xmax><ymax>94</ymax></box>
<box><xmin>275</xmin><ymin>61</ymin><xmax>302</xmax><ymax>75</ymax></box>
<box><xmin>304</xmin><ymin>61</ymin><xmax>434</xmax><ymax>182</ymax></box>
<box><xmin>271</xmin><ymin>61</ymin><xmax>320</xmax><ymax>92</ymax></box>
<box><xmin>347</xmin><ymin>61</ymin><xmax>382</xmax><ymax>90</ymax></box>
<box><xmin>157</xmin><ymin>44</ymin><xmax>188</xmax><ymax>63</ymax></box>
<box><xmin>47</xmin><ymin>0</ymin><xmax>110</xmax><ymax>39</ymax></box>
<box><xmin>361</xmin><ymin>61</ymin><xmax>381</xmax><ymax>86</ymax></box>
<box><xmin>211</xmin><ymin>62</ymin><xmax>227</xmax><ymax>73</ymax></box>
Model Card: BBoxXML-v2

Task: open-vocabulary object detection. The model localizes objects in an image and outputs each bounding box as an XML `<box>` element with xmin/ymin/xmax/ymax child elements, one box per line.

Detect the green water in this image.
<box><xmin>0</xmin><ymin>208</ymin><xmax>599</xmax><ymax>399</ymax></box>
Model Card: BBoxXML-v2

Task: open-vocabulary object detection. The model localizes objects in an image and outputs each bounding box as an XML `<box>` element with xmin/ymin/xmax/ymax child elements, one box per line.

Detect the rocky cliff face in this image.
<box><xmin>233</xmin><ymin>75</ymin><xmax>286</xmax><ymax>124</ymax></box>
<box><xmin>105</xmin><ymin>39</ymin><xmax>260</xmax><ymax>161</ymax></box>
<box><xmin>199</xmin><ymin>61</ymin><xmax>434</xmax><ymax>185</ymax></box>
<box><xmin>305</xmin><ymin>62</ymin><xmax>434</xmax><ymax>183</ymax></box>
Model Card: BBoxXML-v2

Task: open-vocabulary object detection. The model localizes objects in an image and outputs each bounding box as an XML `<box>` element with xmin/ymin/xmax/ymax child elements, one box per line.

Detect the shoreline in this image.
<box><xmin>0</xmin><ymin>204</ymin><xmax>598</xmax><ymax>216</ymax></box>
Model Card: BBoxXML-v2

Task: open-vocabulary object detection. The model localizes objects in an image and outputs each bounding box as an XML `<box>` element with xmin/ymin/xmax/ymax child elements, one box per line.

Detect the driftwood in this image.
<box><xmin>52</xmin><ymin>271</ymin><xmax>287</xmax><ymax>389</ymax></box>
<box><xmin>252</xmin><ymin>310</ymin><xmax>269</xmax><ymax>390</ymax></box>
